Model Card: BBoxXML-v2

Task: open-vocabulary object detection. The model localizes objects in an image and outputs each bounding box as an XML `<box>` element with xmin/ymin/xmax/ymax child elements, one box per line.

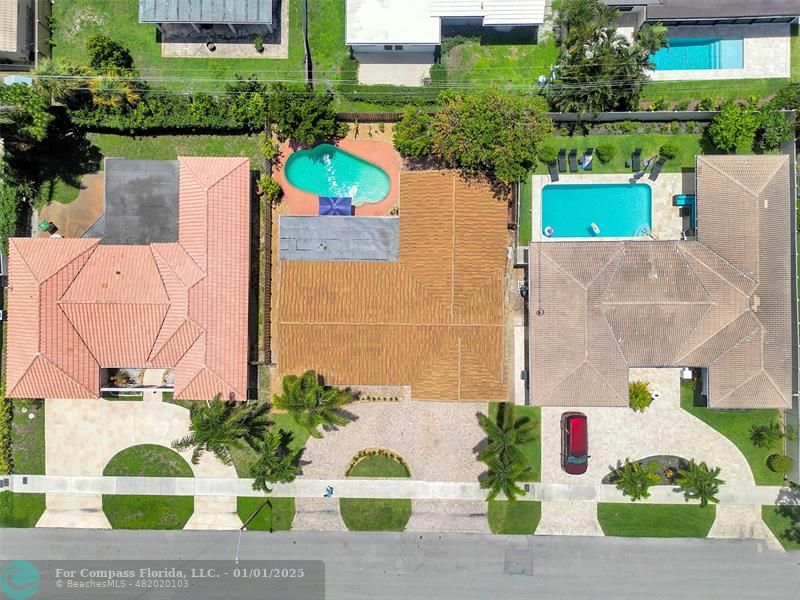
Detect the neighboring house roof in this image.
<box><xmin>275</xmin><ymin>171</ymin><xmax>508</xmax><ymax>402</ymax></box>
<box><xmin>6</xmin><ymin>157</ymin><xmax>251</xmax><ymax>401</ymax></box>
<box><xmin>604</xmin><ymin>0</ymin><xmax>799</xmax><ymax>20</ymax></box>
<box><xmin>430</xmin><ymin>0</ymin><xmax>546</xmax><ymax>26</ymax></box>
<box><xmin>139</xmin><ymin>0</ymin><xmax>273</xmax><ymax>24</ymax></box>
<box><xmin>0</xmin><ymin>0</ymin><xmax>18</xmax><ymax>53</ymax></box>
<box><xmin>528</xmin><ymin>155</ymin><xmax>792</xmax><ymax>409</ymax></box>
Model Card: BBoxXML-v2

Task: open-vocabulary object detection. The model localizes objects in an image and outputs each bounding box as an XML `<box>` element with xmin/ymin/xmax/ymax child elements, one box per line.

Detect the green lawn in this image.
<box><xmin>339</xmin><ymin>498</ymin><xmax>412</xmax><ymax>532</ymax></box>
<box><xmin>0</xmin><ymin>492</ymin><xmax>46</xmax><ymax>528</ymax></box>
<box><xmin>12</xmin><ymin>398</ymin><xmax>45</xmax><ymax>475</ymax></box>
<box><xmin>103</xmin><ymin>444</ymin><xmax>193</xmax><ymax>477</ymax></box>
<box><xmin>488</xmin><ymin>404</ymin><xmax>541</xmax><ymax>482</ymax></box>
<box><xmin>488</xmin><ymin>500</ymin><xmax>541</xmax><ymax>534</ymax></box>
<box><xmin>680</xmin><ymin>381</ymin><xmax>783</xmax><ymax>486</ymax></box>
<box><xmin>89</xmin><ymin>133</ymin><xmax>260</xmax><ymax>162</ymax></box>
<box><xmin>35</xmin><ymin>178</ymin><xmax>81</xmax><ymax>209</ymax></box>
<box><xmin>347</xmin><ymin>454</ymin><xmax>410</xmax><ymax>478</ymax></box>
<box><xmin>51</xmin><ymin>0</ymin><xmax>348</xmax><ymax>91</ymax></box>
<box><xmin>518</xmin><ymin>173</ymin><xmax>533</xmax><ymax>246</ymax></box>
<box><xmin>597</xmin><ymin>503</ymin><xmax>716</xmax><ymax>538</ymax></box>
<box><xmin>238</xmin><ymin>497</ymin><xmax>295</xmax><ymax>531</ymax></box>
<box><xmin>642</xmin><ymin>78</ymin><xmax>793</xmax><ymax>105</ymax></box>
<box><xmin>103</xmin><ymin>495</ymin><xmax>194</xmax><ymax>529</ymax></box>
<box><xmin>762</xmin><ymin>505</ymin><xmax>800</xmax><ymax>551</ymax></box>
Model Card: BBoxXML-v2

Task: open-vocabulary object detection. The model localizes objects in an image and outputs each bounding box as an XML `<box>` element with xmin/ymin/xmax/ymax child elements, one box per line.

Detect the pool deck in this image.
<box><xmin>275</xmin><ymin>139</ymin><xmax>401</xmax><ymax>216</ymax></box>
<box><xmin>531</xmin><ymin>173</ymin><xmax>685</xmax><ymax>243</ymax></box>
<box><xmin>649</xmin><ymin>23</ymin><xmax>790</xmax><ymax>81</ymax></box>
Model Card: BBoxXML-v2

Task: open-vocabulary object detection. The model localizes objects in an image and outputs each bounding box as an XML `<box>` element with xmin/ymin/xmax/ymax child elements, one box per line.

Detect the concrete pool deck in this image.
<box><xmin>649</xmin><ymin>23</ymin><xmax>790</xmax><ymax>81</ymax></box>
<box><xmin>275</xmin><ymin>139</ymin><xmax>401</xmax><ymax>216</ymax></box>
<box><xmin>531</xmin><ymin>173</ymin><xmax>685</xmax><ymax>243</ymax></box>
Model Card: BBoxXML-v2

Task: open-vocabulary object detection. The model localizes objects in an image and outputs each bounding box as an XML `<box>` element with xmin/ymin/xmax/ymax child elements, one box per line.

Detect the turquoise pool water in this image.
<box><xmin>542</xmin><ymin>184</ymin><xmax>652</xmax><ymax>238</ymax></box>
<box><xmin>651</xmin><ymin>37</ymin><xmax>743</xmax><ymax>70</ymax></box>
<box><xmin>284</xmin><ymin>144</ymin><xmax>390</xmax><ymax>206</ymax></box>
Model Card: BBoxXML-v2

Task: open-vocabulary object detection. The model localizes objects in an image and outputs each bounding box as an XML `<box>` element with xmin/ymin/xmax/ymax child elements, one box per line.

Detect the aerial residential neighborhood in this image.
<box><xmin>0</xmin><ymin>1</ymin><xmax>799</xmax><ymax>599</ymax></box>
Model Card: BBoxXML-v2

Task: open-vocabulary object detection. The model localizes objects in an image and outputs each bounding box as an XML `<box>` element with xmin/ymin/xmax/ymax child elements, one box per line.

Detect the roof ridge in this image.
<box><xmin>706</xmin><ymin>323</ymin><xmax>761</xmax><ymax>367</ymax></box>
<box><xmin>678</xmin><ymin>242</ymin><xmax>756</xmax><ymax>294</ymax></box>
<box><xmin>152</xmin><ymin>242</ymin><xmax>206</xmax><ymax>282</ymax></box>
<box><xmin>711</xmin><ymin>367</ymin><xmax>763</xmax><ymax>406</ymax></box>
<box><xmin>698</xmin><ymin>155</ymin><xmax>766</xmax><ymax>198</ymax></box>
<box><xmin>180</xmin><ymin>156</ymin><xmax>248</xmax><ymax>190</ymax></box>
<box><xmin>57</xmin><ymin>303</ymin><xmax>103</xmax><ymax>367</ymax></box>
<box><xmin>56</xmin><ymin>242</ymin><xmax>101</xmax><ymax>299</ymax></box>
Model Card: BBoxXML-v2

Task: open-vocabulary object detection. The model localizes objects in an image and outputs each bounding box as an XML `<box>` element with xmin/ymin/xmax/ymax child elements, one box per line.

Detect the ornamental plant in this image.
<box><xmin>628</xmin><ymin>380</ymin><xmax>652</xmax><ymax>412</ymax></box>
<box><xmin>614</xmin><ymin>460</ymin><xmax>662</xmax><ymax>501</ymax></box>
<box><xmin>676</xmin><ymin>460</ymin><xmax>724</xmax><ymax>507</ymax></box>
<box><xmin>767</xmin><ymin>453</ymin><xmax>793</xmax><ymax>475</ymax></box>
<box><xmin>596</xmin><ymin>143</ymin><xmax>617</xmax><ymax>163</ymax></box>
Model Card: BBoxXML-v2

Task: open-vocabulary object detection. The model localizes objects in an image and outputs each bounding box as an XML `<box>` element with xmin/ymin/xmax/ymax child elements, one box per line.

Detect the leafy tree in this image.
<box><xmin>86</xmin><ymin>34</ymin><xmax>134</xmax><ymax>71</ymax></box>
<box><xmin>754</xmin><ymin>107</ymin><xmax>793</xmax><ymax>152</ymax></box>
<box><xmin>538</xmin><ymin>142</ymin><xmax>559</xmax><ymax>164</ymax></box>
<box><xmin>477</xmin><ymin>403</ymin><xmax>538</xmax><ymax>467</ymax></box>
<box><xmin>268</xmin><ymin>83</ymin><xmax>342</xmax><ymax>145</ymax></box>
<box><xmin>0</xmin><ymin>84</ymin><xmax>52</xmax><ymax>143</ymax></box>
<box><xmin>707</xmin><ymin>102</ymin><xmax>759</xmax><ymax>154</ymax></box>
<box><xmin>614</xmin><ymin>460</ymin><xmax>661</xmax><ymax>501</ymax></box>
<box><xmin>432</xmin><ymin>90</ymin><xmax>553</xmax><ymax>182</ymax></box>
<box><xmin>272</xmin><ymin>371</ymin><xmax>356</xmax><ymax>439</ymax></box>
<box><xmin>171</xmin><ymin>395</ymin><xmax>271</xmax><ymax>465</ymax></box>
<box><xmin>257</xmin><ymin>174</ymin><xmax>282</xmax><ymax>205</ymax></box>
<box><xmin>225</xmin><ymin>76</ymin><xmax>269</xmax><ymax>131</ymax></box>
<box><xmin>628</xmin><ymin>380</ymin><xmax>652</xmax><ymax>412</ymax></box>
<box><xmin>480</xmin><ymin>457</ymin><xmax>532</xmax><ymax>501</ymax></box>
<box><xmin>635</xmin><ymin>23</ymin><xmax>669</xmax><ymax>55</ymax></box>
<box><xmin>249</xmin><ymin>429</ymin><xmax>302</xmax><ymax>493</ymax></box>
<box><xmin>767</xmin><ymin>453</ymin><xmax>793</xmax><ymax>475</ymax></box>
<box><xmin>0</xmin><ymin>182</ymin><xmax>22</xmax><ymax>252</ymax></box>
<box><xmin>88</xmin><ymin>69</ymin><xmax>141</xmax><ymax>108</ymax></box>
<box><xmin>32</xmin><ymin>58</ymin><xmax>88</xmax><ymax>104</ymax></box>
<box><xmin>676</xmin><ymin>460</ymin><xmax>724</xmax><ymax>507</ymax></box>
<box><xmin>393</xmin><ymin>106</ymin><xmax>434</xmax><ymax>159</ymax></box>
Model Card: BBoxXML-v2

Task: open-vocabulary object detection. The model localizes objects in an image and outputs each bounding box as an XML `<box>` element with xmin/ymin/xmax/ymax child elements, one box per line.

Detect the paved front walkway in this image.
<box><xmin>407</xmin><ymin>500</ymin><xmax>489</xmax><ymax>533</ymax></box>
<box><xmin>709</xmin><ymin>504</ymin><xmax>783</xmax><ymax>551</ymax></box>
<box><xmin>536</xmin><ymin>502</ymin><xmax>602</xmax><ymax>537</ymax></box>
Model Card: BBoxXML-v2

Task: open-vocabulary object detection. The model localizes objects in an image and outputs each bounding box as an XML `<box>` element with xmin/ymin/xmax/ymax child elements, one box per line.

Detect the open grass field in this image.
<box><xmin>488</xmin><ymin>500</ymin><xmax>541</xmax><ymax>534</ymax></box>
<box><xmin>597</xmin><ymin>503</ymin><xmax>716</xmax><ymax>537</ymax></box>
<box><xmin>0</xmin><ymin>492</ymin><xmax>46</xmax><ymax>527</ymax></box>
<box><xmin>12</xmin><ymin>398</ymin><xmax>45</xmax><ymax>475</ymax></box>
<box><xmin>238</xmin><ymin>497</ymin><xmax>295</xmax><ymax>531</ymax></box>
<box><xmin>89</xmin><ymin>133</ymin><xmax>259</xmax><ymax>162</ymax></box>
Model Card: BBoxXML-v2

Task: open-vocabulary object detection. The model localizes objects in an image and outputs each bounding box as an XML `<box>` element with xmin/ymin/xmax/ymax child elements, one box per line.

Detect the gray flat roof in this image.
<box><xmin>100</xmin><ymin>159</ymin><xmax>179</xmax><ymax>245</ymax></box>
<box><xmin>139</xmin><ymin>0</ymin><xmax>273</xmax><ymax>24</ymax></box>
<box><xmin>605</xmin><ymin>0</ymin><xmax>799</xmax><ymax>19</ymax></box>
<box><xmin>279</xmin><ymin>216</ymin><xmax>399</xmax><ymax>262</ymax></box>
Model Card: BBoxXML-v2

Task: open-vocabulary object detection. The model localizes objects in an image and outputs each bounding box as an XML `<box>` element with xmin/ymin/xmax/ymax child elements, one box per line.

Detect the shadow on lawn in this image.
<box><xmin>775</xmin><ymin>484</ymin><xmax>800</xmax><ymax>543</ymax></box>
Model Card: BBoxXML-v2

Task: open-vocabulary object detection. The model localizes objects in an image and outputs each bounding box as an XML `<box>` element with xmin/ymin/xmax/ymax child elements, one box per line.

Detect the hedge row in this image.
<box><xmin>0</xmin><ymin>386</ymin><xmax>12</xmax><ymax>475</ymax></box>
<box><xmin>338</xmin><ymin>84</ymin><xmax>442</xmax><ymax>107</ymax></box>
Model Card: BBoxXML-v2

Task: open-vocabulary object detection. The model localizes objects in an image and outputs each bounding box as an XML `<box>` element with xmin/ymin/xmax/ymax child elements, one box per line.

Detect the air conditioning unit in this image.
<box><xmin>0</xmin><ymin>310</ymin><xmax>6</xmax><ymax>321</ymax></box>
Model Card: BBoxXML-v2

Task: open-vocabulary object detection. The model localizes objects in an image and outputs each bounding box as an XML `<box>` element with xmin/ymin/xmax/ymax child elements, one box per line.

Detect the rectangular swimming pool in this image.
<box><xmin>651</xmin><ymin>37</ymin><xmax>744</xmax><ymax>70</ymax></box>
<box><xmin>541</xmin><ymin>183</ymin><xmax>652</xmax><ymax>239</ymax></box>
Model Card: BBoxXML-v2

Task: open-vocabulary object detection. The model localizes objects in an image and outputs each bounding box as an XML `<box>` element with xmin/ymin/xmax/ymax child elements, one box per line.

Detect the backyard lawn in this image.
<box><xmin>0</xmin><ymin>492</ymin><xmax>46</xmax><ymax>528</ymax></box>
<box><xmin>597</xmin><ymin>503</ymin><xmax>716</xmax><ymax>538</ymax></box>
<box><xmin>488</xmin><ymin>500</ymin><xmax>541</xmax><ymax>535</ymax></box>
<box><xmin>103</xmin><ymin>495</ymin><xmax>194</xmax><ymax>530</ymax></box>
<box><xmin>12</xmin><ymin>398</ymin><xmax>45</xmax><ymax>475</ymax></box>
<box><xmin>35</xmin><ymin>178</ymin><xmax>81</xmax><ymax>209</ymax></box>
<box><xmin>488</xmin><ymin>404</ymin><xmax>541</xmax><ymax>482</ymax></box>
<box><xmin>762</xmin><ymin>505</ymin><xmax>800</xmax><ymax>551</ymax></box>
<box><xmin>89</xmin><ymin>134</ymin><xmax>259</xmax><ymax>162</ymax></box>
<box><xmin>51</xmin><ymin>0</ymin><xmax>349</xmax><ymax>91</ymax></box>
<box><xmin>103</xmin><ymin>444</ymin><xmax>194</xmax><ymax>478</ymax></box>
<box><xmin>238</xmin><ymin>497</ymin><xmax>296</xmax><ymax>531</ymax></box>
<box><xmin>680</xmin><ymin>381</ymin><xmax>784</xmax><ymax>486</ymax></box>
<box><xmin>340</xmin><ymin>451</ymin><xmax>412</xmax><ymax>531</ymax></box>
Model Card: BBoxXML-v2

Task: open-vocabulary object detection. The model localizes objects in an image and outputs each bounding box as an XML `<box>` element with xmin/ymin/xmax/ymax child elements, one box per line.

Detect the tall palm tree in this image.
<box><xmin>32</xmin><ymin>58</ymin><xmax>88</xmax><ymax>104</ymax></box>
<box><xmin>88</xmin><ymin>69</ymin><xmax>141</xmax><ymax>108</ymax></box>
<box><xmin>614</xmin><ymin>460</ymin><xmax>662</xmax><ymax>501</ymax></box>
<box><xmin>249</xmin><ymin>429</ymin><xmax>302</xmax><ymax>493</ymax></box>
<box><xmin>172</xmin><ymin>395</ymin><xmax>271</xmax><ymax>465</ymax></box>
<box><xmin>676</xmin><ymin>460</ymin><xmax>725</xmax><ymax>508</ymax></box>
<box><xmin>272</xmin><ymin>371</ymin><xmax>356</xmax><ymax>438</ymax></box>
<box><xmin>635</xmin><ymin>22</ymin><xmax>668</xmax><ymax>57</ymax></box>
<box><xmin>480</xmin><ymin>457</ymin><xmax>533</xmax><ymax>501</ymax></box>
<box><xmin>477</xmin><ymin>403</ymin><xmax>537</xmax><ymax>467</ymax></box>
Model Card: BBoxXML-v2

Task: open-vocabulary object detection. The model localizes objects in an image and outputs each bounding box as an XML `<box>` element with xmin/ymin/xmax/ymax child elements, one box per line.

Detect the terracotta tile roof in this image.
<box><xmin>275</xmin><ymin>171</ymin><xmax>508</xmax><ymax>401</ymax></box>
<box><xmin>5</xmin><ymin>157</ymin><xmax>251</xmax><ymax>401</ymax></box>
<box><xmin>529</xmin><ymin>155</ymin><xmax>792</xmax><ymax>409</ymax></box>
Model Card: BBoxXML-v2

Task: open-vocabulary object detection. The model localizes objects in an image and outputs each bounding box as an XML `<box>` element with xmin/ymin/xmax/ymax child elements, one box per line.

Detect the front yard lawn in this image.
<box><xmin>339</xmin><ymin>498</ymin><xmax>412</xmax><ymax>532</ymax></box>
<box><xmin>12</xmin><ymin>398</ymin><xmax>45</xmax><ymax>475</ymax></box>
<box><xmin>488</xmin><ymin>404</ymin><xmax>541</xmax><ymax>482</ymax></box>
<box><xmin>0</xmin><ymin>492</ymin><xmax>46</xmax><ymax>527</ymax></box>
<box><xmin>103</xmin><ymin>444</ymin><xmax>193</xmax><ymax>478</ymax></box>
<box><xmin>762</xmin><ymin>504</ymin><xmax>800</xmax><ymax>551</ymax></box>
<box><xmin>347</xmin><ymin>454</ymin><xmax>410</xmax><ymax>478</ymax></box>
<box><xmin>103</xmin><ymin>495</ymin><xmax>194</xmax><ymax>529</ymax></box>
<box><xmin>680</xmin><ymin>381</ymin><xmax>783</xmax><ymax>486</ymax></box>
<box><xmin>488</xmin><ymin>500</ymin><xmax>540</xmax><ymax>534</ymax></box>
<box><xmin>597</xmin><ymin>503</ymin><xmax>715</xmax><ymax>538</ymax></box>
<box><xmin>238</xmin><ymin>497</ymin><xmax>295</xmax><ymax>531</ymax></box>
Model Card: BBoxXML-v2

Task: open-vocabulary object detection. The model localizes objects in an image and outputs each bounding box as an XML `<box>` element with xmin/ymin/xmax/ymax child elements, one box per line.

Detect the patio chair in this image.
<box><xmin>568</xmin><ymin>149</ymin><xmax>578</xmax><ymax>173</ymax></box>
<box><xmin>648</xmin><ymin>156</ymin><xmax>667</xmax><ymax>181</ymax></box>
<box><xmin>548</xmin><ymin>161</ymin><xmax>560</xmax><ymax>182</ymax></box>
<box><xmin>582</xmin><ymin>148</ymin><xmax>593</xmax><ymax>171</ymax></box>
<box><xmin>558</xmin><ymin>148</ymin><xmax>567</xmax><ymax>173</ymax></box>
<box><xmin>631</xmin><ymin>148</ymin><xmax>642</xmax><ymax>172</ymax></box>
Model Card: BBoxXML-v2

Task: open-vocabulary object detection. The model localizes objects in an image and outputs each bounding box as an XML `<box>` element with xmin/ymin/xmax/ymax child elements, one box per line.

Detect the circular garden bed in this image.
<box><xmin>340</xmin><ymin>450</ymin><xmax>411</xmax><ymax>532</ymax></box>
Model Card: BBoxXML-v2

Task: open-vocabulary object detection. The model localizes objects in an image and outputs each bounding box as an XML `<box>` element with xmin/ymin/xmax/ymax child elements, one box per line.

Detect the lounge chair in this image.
<box><xmin>548</xmin><ymin>161</ymin><xmax>560</xmax><ymax>182</ymax></box>
<box><xmin>568</xmin><ymin>149</ymin><xmax>578</xmax><ymax>173</ymax></box>
<box><xmin>583</xmin><ymin>148</ymin><xmax>593</xmax><ymax>171</ymax></box>
<box><xmin>648</xmin><ymin>156</ymin><xmax>667</xmax><ymax>181</ymax></box>
<box><xmin>631</xmin><ymin>148</ymin><xmax>642</xmax><ymax>172</ymax></box>
<box><xmin>558</xmin><ymin>148</ymin><xmax>567</xmax><ymax>173</ymax></box>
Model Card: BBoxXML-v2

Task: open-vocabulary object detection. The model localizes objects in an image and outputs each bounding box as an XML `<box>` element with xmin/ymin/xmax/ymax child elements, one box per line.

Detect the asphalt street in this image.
<box><xmin>1</xmin><ymin>529</ymin><xmax>798</xmax><ymax>599</ymax></box>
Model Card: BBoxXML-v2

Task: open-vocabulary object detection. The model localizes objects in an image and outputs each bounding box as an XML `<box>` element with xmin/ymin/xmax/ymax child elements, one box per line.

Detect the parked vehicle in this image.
<box><xmin>561</xmin><ymin>412</ymin><xmax>588</xmax><ymax>475</ymax></box>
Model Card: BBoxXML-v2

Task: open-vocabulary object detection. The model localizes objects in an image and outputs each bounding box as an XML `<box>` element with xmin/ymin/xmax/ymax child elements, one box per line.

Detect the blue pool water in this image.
<box><xmin>542</xmin><ymin>184</ymin><xmax>652</xmax><ymax>238</ymax></box>
<box><xmin>285</xmin><ymin>143</ymin><xmax>390</xmax><ymax>206</ymax></box>
<box><xmin>651</xmin><ymin>38</ymin><xmax>743</xmax><ymax>70</ymax></box>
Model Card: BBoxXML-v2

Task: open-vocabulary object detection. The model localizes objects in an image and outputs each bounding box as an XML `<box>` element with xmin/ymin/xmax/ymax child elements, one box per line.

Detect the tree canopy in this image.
<box><xmin>707</xmin><ymin>102</ymin><xmax>760</xmax><ymax>154</ymax></box>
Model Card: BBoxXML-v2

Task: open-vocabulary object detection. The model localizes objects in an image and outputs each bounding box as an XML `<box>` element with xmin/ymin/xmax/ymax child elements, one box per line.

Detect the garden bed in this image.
<box><xmin>602</xmin><ymin>455</ymin><xmax>689</xmax><ymax>485</ymax></box>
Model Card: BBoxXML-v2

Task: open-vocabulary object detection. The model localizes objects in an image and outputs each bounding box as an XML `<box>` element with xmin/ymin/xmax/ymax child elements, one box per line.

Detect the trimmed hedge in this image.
<box><xmin>339</xmin><ymin>84</ymin><xmax>442</xmax><ymax>107</ymax></box>
<box><xmin>0</xmin><ymin>386</ymin><xmax>12</xmax><ymax>475</ymax></box>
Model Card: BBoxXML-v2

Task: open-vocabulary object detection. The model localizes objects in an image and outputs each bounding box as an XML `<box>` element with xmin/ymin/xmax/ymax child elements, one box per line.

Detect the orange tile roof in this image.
<box><xmin>6</xmin><ymin>157</ymin><xmax>250</xmax><ymax>401</ymax></box>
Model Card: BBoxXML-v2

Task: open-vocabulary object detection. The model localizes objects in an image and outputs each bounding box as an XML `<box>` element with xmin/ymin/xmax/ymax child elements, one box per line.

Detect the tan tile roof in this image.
<box><xmin>529</xmin><ymin>155</ymin><xmax>792</xmax><ymax>409</ymax></box>
<box><xmin>6</xmin><ymin>157</ymin><xmax>251</xmax><ymax>401</ymax></box>
<box><xmin>274</xmin><ymin>171</ymin><xmax>508</xmax><ymax>401</ymax></box>
<box><xmin>0</xmin><ymin>0</ymin><xmax>18</xmax><ymax>53</ymax></box>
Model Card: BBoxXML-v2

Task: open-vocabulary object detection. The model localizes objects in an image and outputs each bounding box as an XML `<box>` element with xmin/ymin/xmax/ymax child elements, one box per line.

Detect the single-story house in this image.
<box><xmin>139</xmin><ymin>0</ymin><xmax>274</xmax><ymax>34</ymax></box>
<box><xmin>5</xmin><ymin>157</ymin><xmax>251</xmax><ymax>401</ymax></box>
<box><xmin>604</xmin><ymin>0</ymin><xmax>799</xmax><ymax>26</ymax></box>
<box><xmin>345</xmin><ymin>0</ymin><xmax>546</xmax><ymax>53</ymax></box>
<box><xmin>0</xmin><ymin>0</ymin><xmax>33</xmax><ymax>64</ymax></box>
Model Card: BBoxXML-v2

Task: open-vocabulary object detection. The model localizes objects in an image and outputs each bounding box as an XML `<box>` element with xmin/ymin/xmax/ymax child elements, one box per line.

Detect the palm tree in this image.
<box><xmin>477</xmin><ymin>403</ymin><xmax>537</xmax><ymax>467</ymax></box>
<box><xmin>88</xmin><ymin>69</ymin><xmax>141</xmax><ymax>108</ymax></box>
<box><xmin>635</xmin><ymin>22</ymin><xmax>668</xmax><ymax>57</ymax></box>
<box><xmin>272</xmin><ymin>371</ymin><xmax>356</xmax><ymax>439</ymax></box>
<box><xmin>480</xmin><ymin>457</ymin><xmax>533</xmax><ymax>501</ymax></box>
<box><xmin>32</xmin><ymin>58</ymin><xmax>88</xmax><ymax>104</ymax></box>
<box><xmin>249</xmin><ymin>429</ymin><xmax>302</xmax><ymax>493</ymax></box>
<box><xmin>676</xmin><ymin>460</ymin><xmax>725</xmax><ymax>508</ymax></box>
<box><xmin>171</xmin><ymin>395</ymin><xmax>271</xmax><ymax>465</ymax></box>
<box><xmin>614</xmin><ymin>460</ymin><xmax>662</xmax><ymax>501</ymax></box>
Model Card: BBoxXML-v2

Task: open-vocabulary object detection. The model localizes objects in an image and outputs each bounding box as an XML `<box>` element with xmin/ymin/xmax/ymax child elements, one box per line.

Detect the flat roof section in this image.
<box><xmin>346</xmin><ymin>0</ymin><xmax>441</xmax><ymax>45</ymax></box>
<box><xmin>139</xmin><ymin>0</ymin><xmax>273</xmax><ymax>24</ymax></box>
<box><xmin>279</xmin><ymin>216</ymin><xmax>399</xmax><ymax>262</ymax></box>
<box><xmin>102</xmin><ymin>159</ymin><xmax>179</xmax><ymax>245</ymax></box>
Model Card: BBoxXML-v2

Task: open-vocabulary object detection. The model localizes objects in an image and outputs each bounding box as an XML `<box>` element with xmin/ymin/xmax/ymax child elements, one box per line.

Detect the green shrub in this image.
<box><xmin>425</xmin><ymin>63</ymin><xmax>448</xmax><ymax>86</ymax></box>
<box><xmin>750</xmin><ymin>422</ymin><xmax>785</xmax><ymax>449</ymax></box>
<box><xmin>0</xmin><ymin>385</ymin><xmax>12</xmax><ymax>475</ymax></box>
<box><xmin>595</xmin><ymin>143</ymin><xmax>617</xmax><ymax>163</ymax></box>
<box><xmin>0</xmin><ymin>182</ymin><xmax>22</xmax><ymax>253</ymax></box>
<box><xmin>659</xmin><ymin>142</ymin><xmax>679</xmax><ymax>160</ymax></box>
<box><xmin>441</xmin><ymin>34</ymin><xmax>478</xmax><ymax>55</ymax></box>
<box><xmin>674</xmin><ymin>99</ymin><xmax>690</xmax><ymax>111</ymax></box>
<box><xmin>86</xmin><ymin>34</ymin><xmax>134</xmax><ymax>71</ymax></box>
<box><xmin>538</xmin><ymin>143</ymin><xmax>558</xmax><ymax>164</ymax></box>
<box><xmin>338</xmin><ymin>84</ymin><xmax>441</xmax><ymax>107</ymax></box>
<box><xmin>767</xmin><ymin>453</ymin><xmax>793</xmax><ymax>475</ymax></box>
<box><xmin>754</xmin><ymin>107</ymin><xmax>793</xmax><ymax>152</ymax></box>
<box><xmin>258</xmin><ymin>131</ymin><xmax>279</xmax><ymax>162</ymax></box>
<box><xmin>707</xmin><ymin>102</ymin><xmax>759</xmax><ymax>154</ymax></box>
<box><xmin>629</xmin><ymin>380</ymin><xmax>652</xmax><ymax>412</ymax></box>
<box><xmin>393</xmin><ymin>106</ymin><xmax>434</xmax><ymax>159</ymax></box>
<box><xmin>257</xmin><ymin>175</ymin><xmax>282</xmax><ymax>205</ymax></box>
<box><xmin>697</xmin><ymin>97</ymin><xmax>719</xmax><ymax>111</ymax></box>
<box><xmin>252</xmin><ymin>34</ymin><xmax>264</xmax><ymax>52</ymax></box>
<box><xmin>769</xmin><ymin>83</ymin><xmax>800</xmax><ymax>110</ymax></box>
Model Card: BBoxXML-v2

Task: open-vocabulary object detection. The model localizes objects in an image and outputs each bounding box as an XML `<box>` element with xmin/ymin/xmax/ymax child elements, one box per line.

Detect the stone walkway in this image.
<box><xmin>292</xmin><ymin>498</ymin><xmax>346</xmax><ymax>532</ymax></box>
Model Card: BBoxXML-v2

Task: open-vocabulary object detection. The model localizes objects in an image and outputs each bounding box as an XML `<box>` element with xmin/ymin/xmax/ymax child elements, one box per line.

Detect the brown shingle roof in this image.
<box><xmin>274</xmin><ymin>171</ymin><xmax>508</xmax><ymax>401</ymax></box>
<box><xmin>6</xmin><ymin>157</ymin><xmax>251</xmax><ymax>401</ymax></box>
<box><xmin>529</xmin><ymin>155</ymin><xmax>792</xmax><ymax>409</ymax></box>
